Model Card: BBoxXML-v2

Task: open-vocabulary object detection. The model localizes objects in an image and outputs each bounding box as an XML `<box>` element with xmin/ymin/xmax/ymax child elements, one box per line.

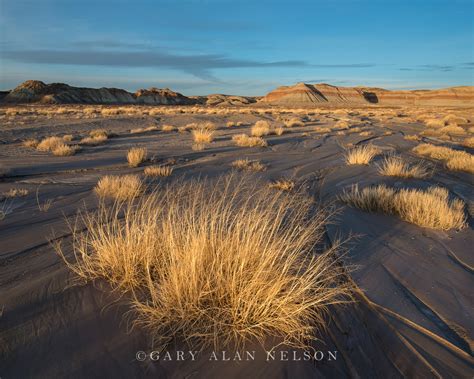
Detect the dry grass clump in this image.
<box><xmin>62</xmin><ymin>134</ymin><xmax>74</xmax><ymax>142</ymax></box>
<box><xmin>90</xmin><ymin>129</ymin><xmax>109</xmax><ymax>138</ymax></box>
<box><xmin>127</xmin><ymin>147</ymin><xmax>147</xmax><ymax>167</ymax></box>
<box><xmin>377</xmin><ymin>156</ymin><xmax>430</xmax><ymax>178</ymax></box>
<box><xmin>334</xmin><ymin>120</ymin><xmax>350</xmax><ymax>130</ymax></box>
<box><xmin>52</xmin><ymin>144</ymin><xmax>80</xmax><ymax>156</ymax></box>
<box><xmin>424</xmin><ymin>119</ymin><xmax>445</xmax><ymax>128</ymax></box>
<box><xmin>251</xmin><ymin>120</ymin><xmax>271</xmax><ymax>137</ymax></box>
<box><xmin>94</xmin><ymin>175</ymin><xmax>142</xmax><ymax>200</ymax></box>
<box><xmin>339</xmin><ymin>184</ymin><xmax>466</xmax><ymax>230</ymax></box>
<box><xmin>232</xmin><ymin>134</ymin><xmax>268</xmax><ymax>147</ymax></box>
<box><xmin>359</xmin><ymin>131</ymin><xmax>372</xmax><ymax>136</ymax></box>
<box><xmin>462</xmin><ymin>136</ymin><xmax>474</xmax><ymax>148</ymax></box>
<box><xmin>56</xmin><ymin>175</ymin><xmax>352</xmax><ymax>350</ymax></box>
<box><xmin>314</xmin><ymin>127</ymin><xmax>331</xmax><ymax>134</ymax></box>
<box><xmin>161</xmin><ymin>124</ymin><xmax>176</xmax><ymax>132</ymax></box>
<box><xmin>274</xmin><ymin>127</ymin><xmax>285</xmax><ymax>136</ymax></box>
<box><xmin>231</xmin><ymin>158</ymin><xmax>266</xmax><ymax>172</ymax></box>
<box><xmin>443</xmin><ymin>114</ymin><xmax>468</xmax><ymax>125</ymax></box>
<box><xmin>413</xmin><ymin>143</ymin><xmax>474</xmax><ymax>174</ymax></box>
<box><xmin>144</xmin><ymin>165</ymin><xmax>173</xmax><ymax>177</ymax></box>
<box><xmin>284</xmin><ymin>118</ymin><xmax>304</xmax><ymax>127</ymax></box>
<box><xmin>80</xmin><ymin>135</ymin><xmax>108</xmax><ymax>146</ymax></box>
<box><xmin>345</xmin><ymin>145</ymin><xmax>381</xmax><ymax>165</ymax></box>
<box><xmin>438</xmin><ymin>125</ymin><xmax>466</xmax><ymax>136</ymax></box>
<box><xmin>23</xmin><ymin>139</ymin><xmax>39</xmax><ymax>148</ymax></box>
<box><xmin>36</xmin><ymin>136</ymin><xmax>65</xmax><ymax>152</ymax></box>
<box><xmin>3</xmin><ymin>188</ymin><xmax>28</xmax><ymax>198</ymax></box>
<box><xmin>192</xmin><ymin>128</ymin><xmax>214</xmax><ymax>143</ymax></box>
<box><xmin>404</xmin><ymin>134</ymin><xmax>420</xmax><ymax>141</ymax></box>
<box><xmin>269</xmin><ymin>179</ymin><xmax>295</xmax><ymax>192</ymax></box>
<box><xmin>131</xmin><ymin>125</ymin><xmax>159</xmax><ymax>134</ymax></box>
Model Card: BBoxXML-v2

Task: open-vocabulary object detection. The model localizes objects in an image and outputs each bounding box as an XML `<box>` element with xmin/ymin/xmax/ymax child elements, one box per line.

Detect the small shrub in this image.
<box><xmin>377</xmin><ymin>156</ymin><xmax>430</xmax><ymax>178</ymax></box>
<box><xmin>95</xmin><ymin>175</ymin><xmax>142</xmax><ymax>200</ymax></box>
<box><xmin>251</xmin><ymin>120</ymin><xmax>271</xmax><ymax>137</ymax></box>
<box><xmin>192</xmin><ymin>128</ymin><xmax>214</xmax><ymax>143</ymax></box>
<box><xmin>52</xmin><ymin>144</ymin><xmax>80</xmax><ymax>156</ymax></box>
<box><xmin>339</xmin><ymin>184</ymin><xmax>466</xmax><ymax>230</ymax></box>
<box><xmin>144</xmin><ymin>165</ymin><xmax>173</xmax><ymax>177</ymax></box>
<box><xmin>345</xmin><ymin>145</ymin><xmax>381</xmax><ymax>165</ymax></box>
<box><xmin>232</xmin><ymin>134</ymin><xmax>268</xmax><ymax>147</ymax></box>
<box><xmin>23</xmin><ymin>139</ymin><xmax>39</xmax><ymax>148</ymax></box>
<box><xmin>36</xmin><ymin>137</ymin><xmax>64</xmax><ymax>152</ymax></box>
<box><xmin>127</xmin><ymin>147</ymin><xmax>147</xmax><ymax>167</ymax></box>
<box><xmin>231</xmin><ymin>159</ymin><xmax>266</xmax><ymax>172</ymax></box>
<box><xmin>269</xmin><ymin>179</ymin><xmax>295</xmax><ymax>191</ymax></box>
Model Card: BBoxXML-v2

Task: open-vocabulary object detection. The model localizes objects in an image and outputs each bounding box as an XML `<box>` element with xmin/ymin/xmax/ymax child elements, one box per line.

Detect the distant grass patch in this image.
<box><xmin>413</xmin><ymin>143</ymin><xmax>474</xmax><ymax>174</ymax></box>
<box><xmin>95</xmin><ymin>175</ymin><xmax>143</xmax><ymax>200</ymax></box>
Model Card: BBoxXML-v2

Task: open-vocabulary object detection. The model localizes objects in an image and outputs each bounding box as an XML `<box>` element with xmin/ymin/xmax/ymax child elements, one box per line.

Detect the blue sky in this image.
<box><xmin>1</xmin><ymin>0</ymin><xmax>473</xmax><ymax>95</ymax></box>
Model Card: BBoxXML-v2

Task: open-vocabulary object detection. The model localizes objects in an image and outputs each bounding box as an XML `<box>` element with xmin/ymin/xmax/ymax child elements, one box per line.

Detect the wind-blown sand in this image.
<box><xmin>1</xmin><ymin>106</ymin><xmax>473</xmax><ymax>377</ymax></box>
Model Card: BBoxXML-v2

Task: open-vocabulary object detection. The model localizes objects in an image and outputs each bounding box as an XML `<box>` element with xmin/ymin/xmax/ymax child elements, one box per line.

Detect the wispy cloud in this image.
<box><xmin>2</xmin><ymin>48</ymin><xmax>375</xmax><ymax>80</ymax></box>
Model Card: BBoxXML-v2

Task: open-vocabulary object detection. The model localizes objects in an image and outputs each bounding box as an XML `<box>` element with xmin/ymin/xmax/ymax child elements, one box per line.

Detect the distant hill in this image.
<box><xmin>2</xmin><ymin>80</ymin><xmax>473</xmax><ymax>107</ymax></box>
<box><xmin>259</xmin><ymin>82</ymin><xmax>474</xmax><ymax>106</ymax></box>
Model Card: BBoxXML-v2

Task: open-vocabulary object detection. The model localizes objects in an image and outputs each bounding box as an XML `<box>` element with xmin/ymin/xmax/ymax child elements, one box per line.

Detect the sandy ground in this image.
<box><xmin>0</xmin><ymin>108</ymin><xmax>473</xmax><ymax>378</ymax></box>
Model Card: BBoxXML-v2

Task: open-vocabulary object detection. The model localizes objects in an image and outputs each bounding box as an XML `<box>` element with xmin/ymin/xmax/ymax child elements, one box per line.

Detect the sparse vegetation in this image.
<box><xmin>377</xmin><ymin>156</ymin><xmax>430</xmax><ymax>178</ymax></box>
<box><xmin>23</xmin><ymin>139</ymin><xmax>39</xmax><ymax>148</ymax></box>
<box><xmin>232</xmin><ymin>134</ymin><xmax>268</xmax><ymax>147</ymax></box>
<box><xmin>251</xmin><ymin>120</ymin><xmax>271</xmax><ymax>137</ymax></box>
<box><xmin>95</xmin><ymin>175</ymin><xmax>143</xmax><ymax>200</ymax></box>
<box><xmin>127</xmin><ymin>147</ymin><xmax>147</xmax><ymax>167</ymax></box>
<box><xmin>192</xmin><ymin>128</ymin><xmax>214</xmax><ymax>143</ymax></box>
<box><xmin>144</xmin><ymin>165</ymin><xmax>173</xmax><ymax>177</ymax></box>
<box><xmin>339</xmin><ymin>184</ymin><xmax>466</xmax><ymax>230</ymax></box>
<box><xmin>56</xmin><ymin>175</ymin><xmax>352</xmax><ymax>351</ymax></box>
<box><xmin>284</xmin><ymin>118</ymin><xmax>304</xmax><ymax>127</ymax></box>
<box><xmin>413</xmin><ymin>143</ymin><xmax>474</xmax><ymax>173</ymax></box>
<box><xmin>231</xmin><ymin>158</ymin><xmax>266</xmax><ymax>172</ymax></box>
<box><xmin>269</xmin><ymin>179</ymin><xmax>295</xmax><ymax>191</ymax></box>
<box><xmin>161</xmin><ymin>124</ymin><xmax>176</xmax><ymax>132</ymax></box>
<box><xmin>462</xmin><ymin>136</ymin><xmax>474</xmax><ymax>148</ymax></box>
<box><xmin>345</xmin><ymin>145</ymin><xmax>381</xmax><ymax>165</ymax></box>
<box><xmin>52</xmin><ymin>144</ymin><xmax>80</xmax><ymax>156</ymax></box>
<box><xmin>80</xmin><ymin>135</ymin><xmax>108</xmax><ymax>146</ymax></box>
<box><xmin>36</xmin><ymin>136</ymin><xmax>65</xmax><ymax>152</ymax></box>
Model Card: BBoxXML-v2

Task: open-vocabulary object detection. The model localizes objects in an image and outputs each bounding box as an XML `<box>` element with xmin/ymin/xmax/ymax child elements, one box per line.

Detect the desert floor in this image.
<box><xmin>0</xmin><ymin>106</ymin><xmax>473</xmax><ymax>378</ymax></box>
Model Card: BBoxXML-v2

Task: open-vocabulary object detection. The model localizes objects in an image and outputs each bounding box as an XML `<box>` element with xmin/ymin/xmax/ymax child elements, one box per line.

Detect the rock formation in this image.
<box><xmin>260</xmin><ymin>82</ymin><xmax>474</xmax><ymax>107</ymax></box>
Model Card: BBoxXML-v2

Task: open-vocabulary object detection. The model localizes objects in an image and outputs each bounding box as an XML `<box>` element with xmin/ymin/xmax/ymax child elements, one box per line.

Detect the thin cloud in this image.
<box><xmin>3</xmin><ymin>49</ymin><xmax>375</xmax><ymax>80</ymax></box>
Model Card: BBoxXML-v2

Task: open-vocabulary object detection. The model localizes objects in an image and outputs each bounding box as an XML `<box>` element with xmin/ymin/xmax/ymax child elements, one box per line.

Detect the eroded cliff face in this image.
<box><xmin>260</xmin><ymin>82</ymin><xmax>474</xmax><ymax>106</ymax></box>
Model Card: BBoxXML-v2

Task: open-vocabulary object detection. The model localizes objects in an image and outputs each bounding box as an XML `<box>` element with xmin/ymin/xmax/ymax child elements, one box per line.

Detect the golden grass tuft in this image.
<box><xmin>284</xmin><ymin>118</ymin><xmax>304</xmax><ymax>127</ymax></box>
<box><xmin>232</xmin><ymin>134</ymin><xmax>268</xmax><ymax>147</ymax></box>
<box><xmin>52</xmin><ymin>144</ymin><xmax>80</xmax><ymax>156</ymax></box>
<box><xmin>36</xmin><ymin>136</ymin><xmax>64</xmax><ymax>152</ymax></box>
<box><xmin>334</xmin><ymin>120</ymin><xmax>350</xmax><ymax>130</ymax></box>
<box><xmin>424</xmin><ymin>119</ymin><xmax>445</xmax><ymax>128</ymax></box>
<box><xmin>251</xmin><ymin>120</ymin><xmax>271</xmax><ymax>137</ymax></box>
<box><xmin>340</xmin><ymin>185</ymin><xmax>466</xmax><ymax>230</ymax></box>
<box><xmin>413</xmin><ymin>143</ymin><xmax>474</xmax><ymax>174</ymax></box>
<box><xmin>94</xmin><ymin>175</ymin><xmax>143</xmax><ymax>200</ymax></box>
<box><xmin>438</xmin><ymin>125</ymin><xmax>466</xmax><ymax>136</ymax></box>
<box><xmin>127</xmin><ymin>147</ymin><xmax>147</xmax><ymax>167</ymax></box>
<box><xmin>80</xmin><ymin>135</ymin><xmax>108</xmax><ymax>146</ymax></box>
<box><xmin>269</xmin><ymin>179</ymin><xmax>295</xmax><ymax>192</ymax></box>
<box><xmin>345</xmin><ymin>145</ymin><xmax>381</xmax><ymax>165</ymax></box>
<box><xmin>377</xmin><ymin>156</ymin><xmax>430</xmax><ymax>178</ymax></box>
<box><xmin>161</xmin><ymin>124</ymin><xmax>176</xmax><ymax>132</ymax></box>
<box><xmin>144</xmin><ymin>165</ymin><xmax>173</xmax><ymax>177</ymax></box>
<box><xmin>3</xmin><ymin>188</ymin><xmax>28</xmax><ymax>198</ymax></box>
<box><xmin>56</xmin><ymin>175</ymin><xmax>352</xmax><ymax>350</ymax></box>
<box><xmin>462</xmin><ymin>136</ymin><xmax>474</xmax><ymax>148</ymax></box>
<box><xmin>404</xmin><ymin>134</ymin><xmax>420</xmax><ymax>141</ymax></box>
<box><xmin>90</xmin><ymin>129</ymin><xmax>109</xmax><ymax>138</ymax></box>
<box><xmin>314</xmin><ymin>127</ymin><xmax>331</xmax><ymax>134</ymax></box>
<box><xmin>23</xmin><ymin>139</ymin><xmax>39</xmax><ymax>148</ymax></box>
<box><xmin>192</xmin><ymin>128</ymin><xmax>214</xmax><ymax>143</ymax></box>
<box><xmin>274</xmin><ymin>127</ymin><xmax>285</xmax><ymax>136</ymax></box>
<box><xmin>231</xmin><ymin>158</ymin><xmax>266</xmax><ymax>172</ymax></box>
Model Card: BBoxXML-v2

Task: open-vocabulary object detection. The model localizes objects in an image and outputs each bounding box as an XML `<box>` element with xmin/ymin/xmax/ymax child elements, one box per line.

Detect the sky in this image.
<box><xmin>0</xmin><ymin>0</ymin><xmax>473</xmax><ymax>95</ymax></box>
